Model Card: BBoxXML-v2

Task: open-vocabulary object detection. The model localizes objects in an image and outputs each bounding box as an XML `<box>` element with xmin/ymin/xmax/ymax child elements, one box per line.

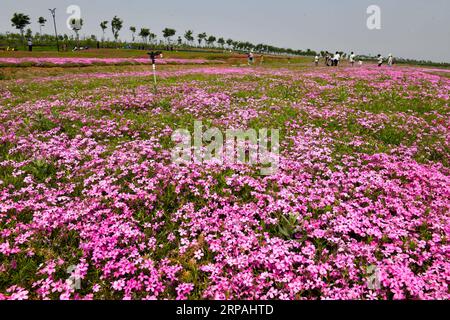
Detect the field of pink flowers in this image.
<box><xmin>0</xmin><ymin>63</ymin><xmax>449</xmax><ymax>300</ymax></box>
<box><xmin>0</xmin><ymin>57</ymin><xmax>223</xmax><ymax>67</ymax></box>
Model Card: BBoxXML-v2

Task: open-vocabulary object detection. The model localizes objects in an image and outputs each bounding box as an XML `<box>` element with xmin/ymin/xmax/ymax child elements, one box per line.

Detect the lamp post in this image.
<box><xmin>49</xmin><ymin>8</ymin><xmax>59</xmax><ymax>52</ymax></box>
<box><xmin>147</xmin><ymin>51</ymin><xmax>161</xmax><ymax>94</ymax></box>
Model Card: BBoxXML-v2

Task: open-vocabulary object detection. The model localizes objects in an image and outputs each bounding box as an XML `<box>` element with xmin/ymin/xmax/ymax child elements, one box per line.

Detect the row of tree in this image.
<box><xmin>7</xmin><ymin>12</ymin><xmax>317</xmax><ymax>55</ymax></box>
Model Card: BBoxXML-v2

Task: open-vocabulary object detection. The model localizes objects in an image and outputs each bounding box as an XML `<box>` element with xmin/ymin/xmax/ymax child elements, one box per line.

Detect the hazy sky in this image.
<box><xmin>1</xmin><ymin>0</ymin><xmax>449</xmax><ymax>62</ymax></box>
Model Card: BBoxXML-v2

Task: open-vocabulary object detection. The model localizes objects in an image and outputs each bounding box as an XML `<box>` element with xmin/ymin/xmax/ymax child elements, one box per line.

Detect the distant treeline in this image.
<box><xmin>0</xmin><ymin>32</ymin><xmax>318</xmax><ymax>56</ymax></box>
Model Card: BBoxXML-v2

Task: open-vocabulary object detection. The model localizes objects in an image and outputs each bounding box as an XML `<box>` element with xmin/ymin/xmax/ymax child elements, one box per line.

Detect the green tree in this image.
<box><xmin>100</xmin><ymin>21</ymin><xmax>108</xmax><ymax>41</ymax></box>
<box><xmin>218</xmin><ymin>37</ymin><xmax>225</xmax><ymax>48</ymax></box>
<box><xmin>162</xmin><ymin>28</ymin><xmax>176</xmax><ymax>44</ymax></box>
<box><xmin>69</xmin><ymin>18</ymin><xmax>83</xmax><ymax>47</ymax></box>
<box><xmin>184</xmin><ymin>30</ymin><xmax>194</xmax><ymax>45</ymax></box>
<box><xmin>149</xmin><ymin>33</ymin><xmax>157</xmax><ymax>44</ymax></box>
<box><xmin>11</xmin><ymin>13</ymin><xmax>31</xmax><ymax>43</ymax></box>
<box><xmin>130</xmin><ymin>26</ymin><xmax>136</xmax><ymax>42</ymax></box>
<box><xmin>111</xmin><ymin>16</ymin><xmax>123</xmax><ymax>42</ymax></box>
<box><xmin>206</xmin><ymin>35</ymin><xmax>216</xmax><ymax>47</ymax></box>
<box><xmin>139</xmin><ymin>28</ymin><xmax>150</xmax><ymax>44</ymax></box>
<box><xmin>25</xmin><ymin>28</ymin><xmax>33</xmax><ymax>39</ymax></box>
<box><xmin>197</xmin><ymin>32</ymin><xmax>207</xmax><ymax>47</ymax></box>
<box><xmin>38</xmin><ymin>17</ymin><xmax>47</xmax><ymax>34</ymax></box>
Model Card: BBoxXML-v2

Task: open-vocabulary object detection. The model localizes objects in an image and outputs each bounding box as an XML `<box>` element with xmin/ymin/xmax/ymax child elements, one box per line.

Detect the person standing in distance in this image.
<box><xmin>377</xmin><ymin>54</ymin><xmax>384</xmax><ymax>67</ymax></box>
<box><xmin>333</xmin><ymin>51</ymin><xmax>341</xmax><ymax>66</ymax></box>
<box><xmin>28</xmin><ymin>38</ymin><xmax>33</xmax><ymax>52</ymax></box>
<box><xmin>325</xmin><ymin>52</ymin><xmax>330</xmax><ymax>66</ymax></box>
<box><xmin>248</xmin><ymin>51</ymin><xmax>254</xmax><ymax>66</ymax></box>
<box><xmin>349</xmin><ymin>52</ymin><xmax>356</xmax><ymax>67</ymax></box>
<box><xmin>388</xmin><ymin>54</ymin><xmax>394</xmax><ymax>66</ymax></box>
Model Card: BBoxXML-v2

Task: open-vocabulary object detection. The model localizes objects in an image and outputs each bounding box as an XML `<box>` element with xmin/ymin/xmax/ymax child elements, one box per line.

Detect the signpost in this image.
<box><xmin>147</xmin><ymin>51</ymin><xmax>162</xmax><ymax>94</ymax></box>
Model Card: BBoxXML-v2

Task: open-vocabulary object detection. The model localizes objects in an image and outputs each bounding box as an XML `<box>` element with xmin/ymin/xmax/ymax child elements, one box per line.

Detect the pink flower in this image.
<box><xmin>194</xmin><ymin>250</ymin><xmax>204</xmax><ymax>261</ymax></box>
<box><xmin>176</xmin><ymin>283</ymin><xmax>194</xmax><ymax>300</ymax></box>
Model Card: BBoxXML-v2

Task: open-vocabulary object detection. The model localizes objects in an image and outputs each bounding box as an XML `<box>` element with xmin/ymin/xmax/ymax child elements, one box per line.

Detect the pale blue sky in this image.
<box><xmin>1</xmin><ymin>0</ymin><xmax>449</xmax><ymax>62</ymax></box>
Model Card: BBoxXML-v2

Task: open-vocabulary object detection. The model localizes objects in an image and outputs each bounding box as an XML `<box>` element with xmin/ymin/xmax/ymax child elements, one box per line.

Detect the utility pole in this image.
<box><xmin>49</xmin><ymin>8</ymin><xmax>59</xmax><ymax>52</ymax></box>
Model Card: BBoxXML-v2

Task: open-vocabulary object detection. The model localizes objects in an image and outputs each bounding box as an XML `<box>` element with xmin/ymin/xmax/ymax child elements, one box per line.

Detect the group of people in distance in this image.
<box><xmin>378</xmin><ymin>53</ymin><xmax>395</xmax><ymax>67</ymax></box>
<box><xmin>247</xmin><ymin>50</ymin><xmax>395</xmax><ymax>67</ymax></box>
<box><xmin>315</xmin><ymin>51</ymin><xmax>395</xmax><ymax>67</ymax></box>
